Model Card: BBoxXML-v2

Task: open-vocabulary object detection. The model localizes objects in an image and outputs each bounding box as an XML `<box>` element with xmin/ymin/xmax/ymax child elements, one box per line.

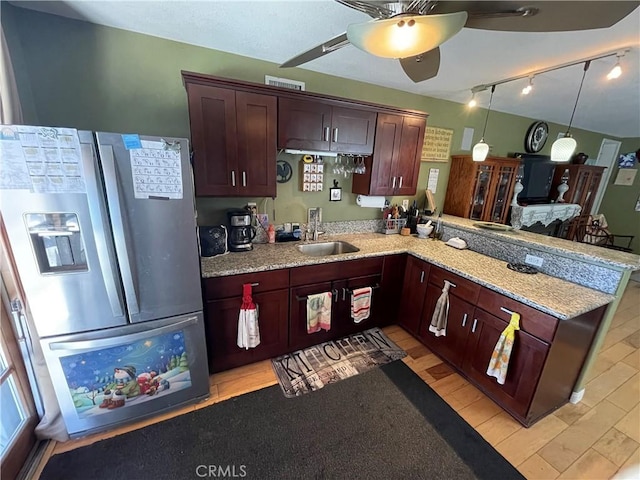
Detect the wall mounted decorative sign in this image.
<box><xmin>421</xmin><ymin>126</ymin><xmax>454</xmax><ymax>162</ymax></box>
<box><xmin>329</xmin><ymin>179</ymin><xmax>342</xmax><ymax>201</ymax></box>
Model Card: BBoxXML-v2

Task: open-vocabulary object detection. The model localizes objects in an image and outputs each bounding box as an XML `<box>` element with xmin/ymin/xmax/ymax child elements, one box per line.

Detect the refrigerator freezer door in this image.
<box><xmin>40</xmin><ymin>312</ymin><xmax>210</xmax><ymax>437</ymax></box>
<box><xmin>95</xmin><ymin>133</ymin><xmax>202</xmax><ymax>323</ymax></box>
<box><xmin>0</xmin><ymin>129</ymin><xmax>127</xmax><ymax>337</ymax></box>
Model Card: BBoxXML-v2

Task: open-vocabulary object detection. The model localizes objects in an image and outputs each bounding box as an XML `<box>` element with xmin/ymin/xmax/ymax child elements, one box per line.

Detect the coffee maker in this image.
<box><xmin>227</xmin><ymin>209</ymin><xmax>256</xmax><ymax>252</ymax></box>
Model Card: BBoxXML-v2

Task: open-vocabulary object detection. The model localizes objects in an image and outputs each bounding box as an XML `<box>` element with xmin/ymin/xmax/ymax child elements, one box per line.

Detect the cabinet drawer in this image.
<box><xmin>203</xmin><ymin>269</ymin><xmax>289</xmax><ymax>300</ymax></box>
<box><xmin>476</xmin><ymin>287</ymin><xmax>558</xmax><ymax>343</ymax></box>
<box><xmin>428</xmin><ymin>265</ymin><xmax>481</xmax><ymax>304</ymax></box>
<box><xmin>290</xmin><ymin>257</ymin><xmax>383</xmax><ymax>287</ymax></box>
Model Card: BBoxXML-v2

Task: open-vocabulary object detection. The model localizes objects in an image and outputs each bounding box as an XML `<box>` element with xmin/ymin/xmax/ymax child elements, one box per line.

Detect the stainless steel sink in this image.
<box><xmin>297</xmin><ymin>241</ymin><xmax>360</xmax><ymax>256</ymax></box>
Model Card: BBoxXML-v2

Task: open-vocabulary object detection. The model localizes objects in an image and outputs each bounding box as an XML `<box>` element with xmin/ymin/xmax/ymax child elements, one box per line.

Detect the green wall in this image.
<box><xmin>4</xmin><ymin>4</ymin><xmax>638</xmax><ymax>250</ymax></box>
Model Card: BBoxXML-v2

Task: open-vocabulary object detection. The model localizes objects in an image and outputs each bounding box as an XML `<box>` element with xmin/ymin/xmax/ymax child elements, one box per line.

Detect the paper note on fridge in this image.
<box><xmin>0</xmin><ymin>125</ymin><xmax>86</xmax><ymax>193</ymax></box>
<box><xmin>130</xmin><ymin>140</ymin><xmax>183</xmax><ymax>199</ymax></box>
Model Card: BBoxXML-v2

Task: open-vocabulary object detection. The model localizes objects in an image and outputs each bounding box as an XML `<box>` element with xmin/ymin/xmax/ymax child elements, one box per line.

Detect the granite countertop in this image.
<box><xmin>438</xmin><ymin>214</ymin><xmax>640</xmax><ymax>271</ymax></box>
<box><xmin>201</xmin><ymin>232</ymin><xmax>616</xmax><ymax>321</ymax></box>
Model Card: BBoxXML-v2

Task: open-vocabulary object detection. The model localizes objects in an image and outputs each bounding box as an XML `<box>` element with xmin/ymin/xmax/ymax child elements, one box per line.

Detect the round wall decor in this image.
<box><xmin>276</xmin><ymin>160</ymin><xmax>293</xmax><ymax>183</ymax></box>
<box><xmin>524</xmin><ymin>121</ymin><xmax>549</xmax><ymax>153</ymax></box>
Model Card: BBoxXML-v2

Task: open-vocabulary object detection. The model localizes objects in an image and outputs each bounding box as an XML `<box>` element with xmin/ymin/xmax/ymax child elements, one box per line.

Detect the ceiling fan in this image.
<box><xmin>280</xmin><ymin>1</ymin><xmax>639</xmax><ymax>83</ymax></box>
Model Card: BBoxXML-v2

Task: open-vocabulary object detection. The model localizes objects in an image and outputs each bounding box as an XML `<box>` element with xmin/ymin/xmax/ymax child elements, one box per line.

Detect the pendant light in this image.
<box><xmin>551</xmin><ymin>61</ymin><xmax>590</xmax><ymax>162</ymax></box>
<box><xmin>472</xmin><ymin>85</ymin><xmax>495</xmax><ymax>162</ymax></box>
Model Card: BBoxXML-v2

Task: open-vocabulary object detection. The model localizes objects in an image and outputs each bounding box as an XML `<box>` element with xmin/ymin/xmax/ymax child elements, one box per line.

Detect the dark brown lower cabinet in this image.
<box><xmin>462</xmin><ymin>308</ymin><xmax>549</xmax><ymax>419</ymax></box>
<box><xmin>206</xmin><ymin>288</ymin><xmax>289</xmax><ymax>372</ymax></box>
<box><xmin>378</xmin><ymin>254</ymin><xmax>407</xmax><ymax>327</ymax></box>
<box><xmin>397</xmin><ymin>256</ymin><xmax>430</xmax><ymax>335</ymax></box>
<box><xmin>289</xmin><ymin>272</ymin><xmax>382</xmax><ymax>350</ymax></box>
<box><xmin>401</xmin><ymin>261</ymin><xmax>605</xmax><ymax>427</ymax></box>
<box><xmin>419</xmin><ymin>284</ymin><xmax>474</xmax><ymax>369</ymax></box>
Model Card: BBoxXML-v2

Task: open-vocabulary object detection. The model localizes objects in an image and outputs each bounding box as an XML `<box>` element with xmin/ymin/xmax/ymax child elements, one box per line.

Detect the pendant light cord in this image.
<box><xmin>566</xmin><ymin>60</ymin><xmax>591</xmax><ymax>133</ymax></box>
<box><xmin>480</xmin><ymin>85</ymin><xmax>496</xmax><ymax>139</ymax></box>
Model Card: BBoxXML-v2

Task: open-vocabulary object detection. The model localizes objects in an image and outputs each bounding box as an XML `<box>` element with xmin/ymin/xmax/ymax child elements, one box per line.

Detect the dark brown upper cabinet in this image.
<box><xmin>278</xmin><ymin>98</ymin><xmax>377</xmax><ymax>155</ymax></box>
<box><xmin>184</xmin><ymin>81</ymin><xmax>277</xmax><ymax>197</ymax></box>
<box><xmin>352</xmin><ymin>113</ymin><xmax>426</xmax><ymax>196</ymax></box>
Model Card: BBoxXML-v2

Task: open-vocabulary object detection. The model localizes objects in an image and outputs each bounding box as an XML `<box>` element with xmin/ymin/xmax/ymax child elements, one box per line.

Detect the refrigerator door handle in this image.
<box><xmin>83</xmin><ymin>144</ymin><xmax>126</xmax><ymax>319</ymax></box>
<box><xmin>98</xmin><ymin>145</ymin><xmax>140</xmax><ymax>318</ymax></box>
<box><xmin>49</xmin><ymin>316</ymin><xmax>199</xmax><ymax>352</ymax></box>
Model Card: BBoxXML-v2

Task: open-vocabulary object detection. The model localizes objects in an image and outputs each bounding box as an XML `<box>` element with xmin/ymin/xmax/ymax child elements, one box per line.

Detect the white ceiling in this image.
<box><xmin>12</xmin><ymin>1</ymin><xmax>640</xmax><ymax>138</ymax></box>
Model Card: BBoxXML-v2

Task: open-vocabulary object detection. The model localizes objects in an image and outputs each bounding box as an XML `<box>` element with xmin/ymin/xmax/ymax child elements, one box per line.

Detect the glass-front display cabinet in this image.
<box><xmin>444</xmin><ymin>155</ymin><xmax>521</xmax><ymax>224</ymax></box>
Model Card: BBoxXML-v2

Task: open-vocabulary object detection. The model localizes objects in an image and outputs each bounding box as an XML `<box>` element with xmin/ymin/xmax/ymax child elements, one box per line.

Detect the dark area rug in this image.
<box><xmin>41</xmin><ymin>361</ymin><xmax>524</xmax><ymax>480</ymax></box>
<box><xmin>271</xmin><ymin>327</ymin><xmax>406</xmax><ymax>397</ymax></box>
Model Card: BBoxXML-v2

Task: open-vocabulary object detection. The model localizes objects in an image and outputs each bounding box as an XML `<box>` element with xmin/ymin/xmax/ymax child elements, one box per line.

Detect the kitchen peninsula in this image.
<box><xmin>200</xmin><ymin>219</ymin><xmax>639</xmax><ymax>426</ymax></box>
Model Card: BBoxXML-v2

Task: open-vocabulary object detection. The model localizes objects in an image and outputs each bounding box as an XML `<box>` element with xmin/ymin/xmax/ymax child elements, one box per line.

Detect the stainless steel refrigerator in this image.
<box><xmin>0</xmin><ymin>126</ymin><xmax>209</xmax><ymax>438</ymax></box>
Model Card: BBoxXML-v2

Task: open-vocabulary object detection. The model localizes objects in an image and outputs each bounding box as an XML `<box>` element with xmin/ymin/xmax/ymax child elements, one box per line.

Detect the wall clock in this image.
<box><xmin>524</xmin><ymin>121</ymin><xmax>549</xmax><ymax>153</ymax></box>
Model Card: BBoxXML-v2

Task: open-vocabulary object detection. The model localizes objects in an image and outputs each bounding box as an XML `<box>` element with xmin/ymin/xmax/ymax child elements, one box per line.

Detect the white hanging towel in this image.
<box><xmin>429</xmin><ymin>280</ymin><xmax>452</xmax><ymax>337</ymax></box>
<box><xmin>351</xmin><ymin>287</ymin><xmax>372</xmax><ymax>323</ymax></box>
<box><xmin>237</xmin><ymin>283</ymin><xmax>260</xmax><ymax>349</ymax></box>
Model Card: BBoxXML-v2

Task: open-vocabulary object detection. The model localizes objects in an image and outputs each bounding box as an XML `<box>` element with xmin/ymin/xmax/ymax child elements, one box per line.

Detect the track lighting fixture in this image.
<box><xmin>472</xmin><ymin>85</ymin><xmax>496</xmax><ymax>162</ymax></box>
<box><xmin>521</xmin><ymin>76</ymin><xmax>534</xmax><ymax>95</ymax></box>
<box><xmin>607</xmin><ymin>54</ymin><xmax>623</xmax><ymax>80</ymax></box>
<box><xmin>551</xmin><ymin>61</ymin><xmax>591</xmax><ymax>162</ymax></box>
<box><xmin>467</xmin><ymin>92</ymin><xmax>477</xmax><ymax>108</ymax></box>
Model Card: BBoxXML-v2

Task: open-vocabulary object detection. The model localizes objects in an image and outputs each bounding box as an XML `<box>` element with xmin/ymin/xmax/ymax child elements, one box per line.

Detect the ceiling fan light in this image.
<box><xmin>346</xmin><ymin>11</ymin><xmax>468</xmax><ymax>59</ymax></box>
<box><xmin>550</xmin><ymin>134</ymin><xmax>576</xmax><ymax>162</ymax></box>
<box><xmin>472</xmin><ymin>140</ymin><xmax>489</xmax><ymax>161</ymax></box>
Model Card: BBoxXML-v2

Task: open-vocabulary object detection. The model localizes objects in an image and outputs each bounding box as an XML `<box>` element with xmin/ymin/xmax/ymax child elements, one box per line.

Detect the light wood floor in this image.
<box><xmin>33</xmin><ymin>281</ymin><xmax>640</xmax><ymax>479</ymax></box>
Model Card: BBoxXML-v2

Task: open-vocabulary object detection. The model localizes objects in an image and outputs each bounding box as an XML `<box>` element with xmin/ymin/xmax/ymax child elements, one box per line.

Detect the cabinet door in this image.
<box><xmin>469</xmin><ymin>164</ymin><xmax>495</xmax><ymax>220</ymax></box>
<box><xmin>419</xmin><ymin>284</ymin><xmax>473</xmax><ymax>368</ymax></box>
<box><xmin>462</xmin><ymin>309</ymin><xmax>549</xmax><ymax>418</ymax></box>
<box><xmin>186</xmin><ymin>83</ymin><xmax>239</xmax><ymax>196</ymax></box>
<box><xmin>379</xmin><ymin>254</ymin><xmax>407</xmax><ymax>327</ymax></box>
<box><xmin>397</xmin><ymin>256</ymin><xmax>430</xmax><ymax>335</ymax></box>
<box><xmin>205</xmin><ymin>297</ymin><xmax>252</xmax><ymax>372</ymax></box>
<box><xmin>338</xmin><ymin>274</ymin><xmax>382</xmax><ymax>336</ymax></box>
<box><xmin>366</xmin><ymin>113</ymin><xmax>402</xmax><ymax>195</ymax></box>
<box><xmin>250</xmin><ymin>289</ymin><xmax>290</xmax><ymax>362</ymax></box>
<box><xmin>488</xmin><ymin>164</ymin><xmax>517</xmax><ymax>223</ymax></box>
<box><xmin>289</xmin><ymin>282</ymin><xmax>337</xmax><ymax>350</ymax></box>
<box><xmin>278</xmin><ymin>98</ymin><xmax>332</xmax><ymax>151</ymax></box>
<box><xmin>393</xmin><ymin>115</ymin><xmax>426</xmax><ymax>196</ymax></box>
<box><xmin>205</xmin><ymin>289</ymin><xmax>290</xmax><ymax>372</ymax></box>
<box><xmin>330</xmin><ymin>107</ymin><xmax>376</xmax><ymax>154</ymax></box>
<box><xmin>582</xmin><ymin>170</ymin><xmax>602</xmax><ymax>214</ymax></box>
<box><xmin>235</xmin><ymin>91</ymin><xmax>277</xmax><ymax>197</ymax></box>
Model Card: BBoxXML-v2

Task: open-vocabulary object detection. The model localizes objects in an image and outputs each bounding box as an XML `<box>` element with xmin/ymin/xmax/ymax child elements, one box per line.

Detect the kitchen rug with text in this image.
<box><xmin>271</xmin><ymin>327</ymin><xmax>406</xmax><ymax>397</ymax></box>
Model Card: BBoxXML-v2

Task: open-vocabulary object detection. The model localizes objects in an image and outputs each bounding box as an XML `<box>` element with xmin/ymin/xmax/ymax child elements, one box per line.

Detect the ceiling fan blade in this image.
<box><xmin>334</xmin><ymin>0</ymin><xmax>395</xmax><ymax>19</ymax></box>
<box><xmin>280</xmin><ymin>33</ymin><xmax>350</xmax><ymax>68</ymax></box>
<box><xmin>429</xmin><ymin>1</ymin><xmax>638</xmax><ymax>32</ymax></box>
<box><xmin>399</xmin><ymin>48</ymin><xmax>440</xmax><ymax>83</ymax></box>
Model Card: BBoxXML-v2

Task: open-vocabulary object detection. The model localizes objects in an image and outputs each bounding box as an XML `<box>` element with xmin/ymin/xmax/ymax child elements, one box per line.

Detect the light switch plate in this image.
<box><xmin>525</xmin><ymin>254</ymin><xmax>544</xmax><ymax>268</ymax></box>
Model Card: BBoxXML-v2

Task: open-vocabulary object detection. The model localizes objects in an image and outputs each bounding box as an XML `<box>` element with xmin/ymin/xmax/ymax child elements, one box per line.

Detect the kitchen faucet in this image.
<box><xmin>308</xmin><ymin>207</ymin><xmax>324</xmax><ymax>241</ymax></box>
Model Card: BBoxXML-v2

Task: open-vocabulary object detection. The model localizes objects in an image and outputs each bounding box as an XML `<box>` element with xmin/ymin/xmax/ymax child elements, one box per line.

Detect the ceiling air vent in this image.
<box><xmin>265</xmin><ymin>75</ymin><xmax>305</xmax><ymax>91</ymax></box>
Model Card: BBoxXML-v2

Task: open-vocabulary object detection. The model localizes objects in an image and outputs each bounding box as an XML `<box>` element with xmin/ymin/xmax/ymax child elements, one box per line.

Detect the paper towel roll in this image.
<box><xmin>356</xmin><ymin>195</ymin><xmax>387</xmax><ymax>208</ymax></box>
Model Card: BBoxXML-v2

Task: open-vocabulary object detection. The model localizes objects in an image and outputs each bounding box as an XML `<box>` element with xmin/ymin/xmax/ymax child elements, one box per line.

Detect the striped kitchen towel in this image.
<box><xmin>351</xmin><ymin>287</ymin><xmax>372</xmax><ymax>323</ymax></box>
